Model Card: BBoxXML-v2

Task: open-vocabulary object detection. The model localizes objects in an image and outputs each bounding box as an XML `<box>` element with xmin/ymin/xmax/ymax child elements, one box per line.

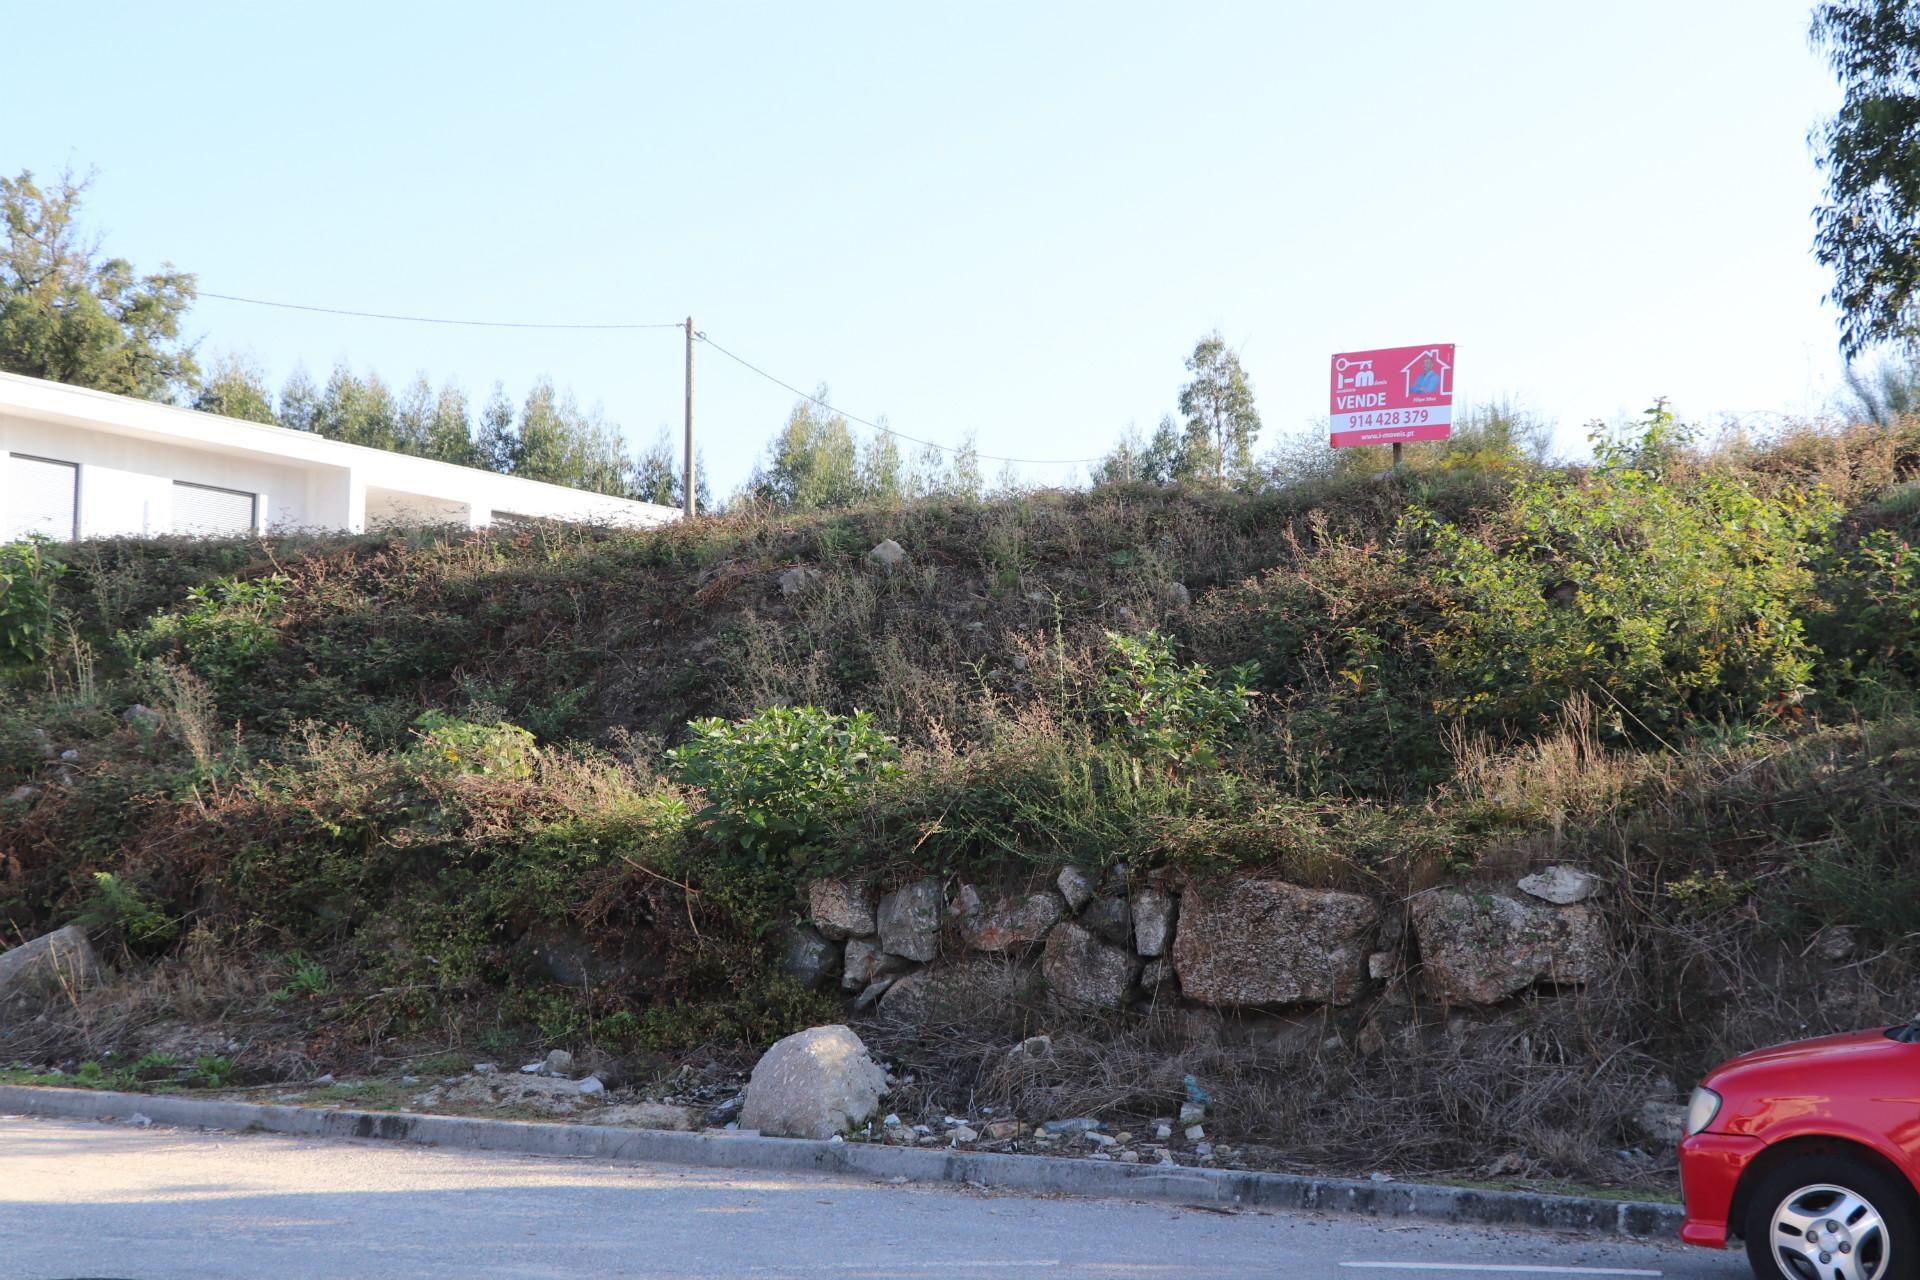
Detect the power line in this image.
<box><xmin>196</xmin><ymin>287</ymin><xmax>1103</xmax><ymax>467</ymax></box>
<box><xmin>694</xmin><ymin>331</ymin><xmax>1100</xmax><ymax>467</ymax></box>
<box><xmin>197</xmin><ymin>291</ymin><xmax>684</xmax><ymax>331</ymax></box>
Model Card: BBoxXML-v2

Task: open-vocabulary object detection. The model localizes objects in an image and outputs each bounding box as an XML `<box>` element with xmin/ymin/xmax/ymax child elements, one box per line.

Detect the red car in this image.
<box><xmin>1680</xmin><ymin>1024</ymin><xmax>1920</xmax><ymax>1280</ymax></box>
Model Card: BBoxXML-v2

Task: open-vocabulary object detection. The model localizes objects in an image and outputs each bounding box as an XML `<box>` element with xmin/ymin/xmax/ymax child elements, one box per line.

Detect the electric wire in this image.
<box><xmin>197</xmin><ymin>288</ymin><xmax>1104</xmax><ymax>466</ymax></box>
<box><xmin>197</xmin><ymin>291</ymin><xmax>684</xmax><ymax>331</ymax></box>
<box><xmin>693</xmin><ymin>331</ymin><xmax>1099</xmax><ymax>466</ymax></box>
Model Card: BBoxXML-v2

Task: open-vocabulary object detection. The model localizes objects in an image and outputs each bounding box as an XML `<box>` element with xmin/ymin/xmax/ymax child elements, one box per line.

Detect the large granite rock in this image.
<box><xmin>1410</xmin><ymin>888</ymin><xmax>1608</xmax><ymax>1005</ymax></box>
<box><xmin>958</xmin><ymin>890</ymin><xmax>1065</xmax><ymax>952</ymax></box>
<box><xmin>808</xmin><ymin>879</ymin><xmax>877</xmax><ymax>941</ymax></box>
<box><xmin>877</xmin><ymin>879</ymin><xmax>942</xmax><ymax>961</ymax></box>
<box><xmin>1040</xmin><ymin>922</ymin><xmax>1138</xmax><ymax>1007</ymax></box>
<box><xmin>0</xmin><ymin>925</ymin><xmax>101</xmax><ymax>1021</ymax></box>
<box><xmin>738</xmin><ymin>1025</ymin><xmax>890</xmax><ymax>1140</ymax></box>
<box><xmin>1171</xmin><ymin>879</ymin><xmax>1377</xmax><ymax>1007</ymax></box>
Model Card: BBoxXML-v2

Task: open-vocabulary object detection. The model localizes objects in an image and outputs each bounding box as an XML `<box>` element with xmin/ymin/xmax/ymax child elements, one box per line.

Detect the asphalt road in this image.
<box><xmin>0</xmin><ymin>1115</ymin><xmax>1744</xmax><ymax>1280</ymax></box>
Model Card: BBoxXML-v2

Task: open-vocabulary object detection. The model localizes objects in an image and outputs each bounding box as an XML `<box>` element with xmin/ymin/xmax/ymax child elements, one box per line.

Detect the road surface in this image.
<box><xmin>0</xmin><ymin>1115</ymin><xmax>1743</xmax><ymax>1279</ymax></box>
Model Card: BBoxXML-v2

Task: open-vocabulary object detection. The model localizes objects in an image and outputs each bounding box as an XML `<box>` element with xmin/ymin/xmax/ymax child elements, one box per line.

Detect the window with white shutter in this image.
<box><xmin>172</xmin><ymin>481</ymin><xmax>256</xmax><ymax>536</ymax></box>
<box><xmin>5</xmin><ymin>455</ymin><xmax>79</xmax><ymax>542</ymax></box>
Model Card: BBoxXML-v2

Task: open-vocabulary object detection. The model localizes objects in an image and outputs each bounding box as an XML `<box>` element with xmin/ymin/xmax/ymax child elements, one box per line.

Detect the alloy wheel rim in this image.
<box><xmin>1770</xmin><ymin>1182</ymin><xmax>1889</xmax><ymax>1280</ymax></box>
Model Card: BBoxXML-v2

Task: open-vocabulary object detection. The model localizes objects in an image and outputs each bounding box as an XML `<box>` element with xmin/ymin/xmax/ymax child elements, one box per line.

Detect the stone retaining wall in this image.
<box><xmin>786</xmin><ymin>866</ymin><xmax>1607</xmax><ymax>1017</ymax></box>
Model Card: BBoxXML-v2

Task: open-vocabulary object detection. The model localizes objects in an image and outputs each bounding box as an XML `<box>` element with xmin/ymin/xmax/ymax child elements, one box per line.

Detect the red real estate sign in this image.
<box><xmin>1329</xmin><ymin>343</ymin><xmax>1455</xmax><ymax>449</ymax></box>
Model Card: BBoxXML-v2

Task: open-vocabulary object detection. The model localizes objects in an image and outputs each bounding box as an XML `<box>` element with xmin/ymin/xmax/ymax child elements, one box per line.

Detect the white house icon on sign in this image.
<box><xmin>1401</xmin><ymin>349</ymin><xmax>1451</xmax><ymax>397</ymax></box>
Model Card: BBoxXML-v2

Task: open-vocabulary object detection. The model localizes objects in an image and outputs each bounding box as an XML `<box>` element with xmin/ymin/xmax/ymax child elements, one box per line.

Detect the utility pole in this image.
<box><xmin>683</xmin><ymin>316</ymin><xmax>696</xmax><ymax>518</ymax></box>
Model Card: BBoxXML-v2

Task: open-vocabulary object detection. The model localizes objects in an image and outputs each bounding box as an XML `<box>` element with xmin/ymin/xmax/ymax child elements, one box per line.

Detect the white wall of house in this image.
<box><xmin>0</xmin><ymin>371</ymin><xmax>680</xmax><ymax>540</ymax></box>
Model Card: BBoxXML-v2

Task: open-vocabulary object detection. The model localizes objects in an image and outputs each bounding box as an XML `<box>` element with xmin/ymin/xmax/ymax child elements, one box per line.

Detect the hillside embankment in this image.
<box><xmin>7</xmin><ymin>412</ymin><xmax>1920</xmax><ymax>1190</ymax></box>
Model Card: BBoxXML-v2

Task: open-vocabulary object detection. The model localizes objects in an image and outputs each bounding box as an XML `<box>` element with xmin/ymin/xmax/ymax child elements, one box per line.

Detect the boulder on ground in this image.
<box><xmin>868</xmin><ymin>539</ymin><xmax>907</xmax><ymax>569</ymax></box>
<box><xmin>1041</xmin><ymin>922</ymin><xmax>1138</xmax><ymax>1007</ymax></box>
<box><xmin>738</xmin><ymin>1025</ymin><xmax>890</xmax><ymax>1140</ymax></box>
<box><xmin>959</xmin><ymin>889</ymin><xmax>1065</xmax><ymax>952</ymax></box>
<box><xmin>877</xmin><ymin>879</ymin><xmax>942</xmax><ymax>961</ymax></box>
<box><xmin>0</xmin><ymin>926</ymin><xmax>101</xmax><ymax>1020</ymax></box>
<box><xmin>808</xmin><ymin>878</ymin><xmax>876</xmax><ymax>941</ymax></box>
<box><xmin>1410</xmin><ymin>888</ymin><xmax>1608</xmax><ymax>1005</ymax></box>
<box><xmin>1171</xmin><ymin>879</ymin><xmax>1377</xmax><ymax>1007</ymax></box>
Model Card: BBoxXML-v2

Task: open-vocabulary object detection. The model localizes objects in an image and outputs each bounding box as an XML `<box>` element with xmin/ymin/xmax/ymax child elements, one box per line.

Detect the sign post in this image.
<box><xmin>1329</xmin><ymin>343</ymin><xmax>1456</xmax><ymax>465</ymax></box>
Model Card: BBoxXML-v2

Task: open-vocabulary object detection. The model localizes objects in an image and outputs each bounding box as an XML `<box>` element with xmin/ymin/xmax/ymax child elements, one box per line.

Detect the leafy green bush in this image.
<box><xmin>136</xmin><ymin>572</ymin><xmax>288</xmax><ymax>688</ymax></box>
<box><xmin>1097</xmin><ymin>630</ymin><xmax>1256</xmax><ymax>774</ymax></box>
<box><xmin>0</xmin><ymin>538</ymin><xmax>67</xmax><ymax>668</ymax></box>
<box><xmin>406</xmin><ymin>711</ymin><xmax>539</xmax><ymax>778</ymax></box>
<box><xmin>1810</xmin><ymin>528</ymin><xmax>1920</xmax><ymax>692</ymax></box>
<box><xmin>1423</xmin><ymin>407</ymin><xmax>1836</xmax><ymax>735</ymax></box>
<box><xmin>667</xmin><ymin>705</ymin><xmax>901</xmax><ymax>871</ymax></box>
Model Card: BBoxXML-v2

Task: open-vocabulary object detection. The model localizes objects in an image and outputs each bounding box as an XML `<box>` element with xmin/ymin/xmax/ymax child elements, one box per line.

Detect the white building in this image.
<box><xmin>0</xmin><ymin>370</ymin><xmax>680</xmax><ymax>541</ymax></box>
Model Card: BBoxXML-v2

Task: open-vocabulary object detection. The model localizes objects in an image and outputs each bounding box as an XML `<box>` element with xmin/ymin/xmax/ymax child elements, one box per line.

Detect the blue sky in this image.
<box><xmin>3</xmin><ymin>1</ymin><xmax>1847</xmax><ymax>493</ymax></box>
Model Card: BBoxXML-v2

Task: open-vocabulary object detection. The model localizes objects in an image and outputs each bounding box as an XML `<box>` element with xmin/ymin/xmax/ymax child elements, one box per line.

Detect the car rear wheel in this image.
<box><xmin>1744</xmin><ymin>1155</ymin><xmax>1916</xmax><ymax>1280</ymax></box>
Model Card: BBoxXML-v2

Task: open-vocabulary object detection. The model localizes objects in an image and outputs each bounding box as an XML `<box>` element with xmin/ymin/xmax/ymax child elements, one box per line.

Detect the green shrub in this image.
<box><xmin>1810</xmin><ymin>528</ymin><xmax>1920</xmax><ymax>691</ymax></box>
<box><xmin>1097</xmin><ymin>629</ymin><xmax>1256</xmax><ymax>774</ymax></box>
<box><xmin>667</xmin><ymin>705</ymin><xmax>901</xmax><ymax>872</ymax></box>
<box><xmin>0</xmin><ymin>538</ymin><xmax>67</xmax><ymax>668</ymax></box>
<box><xmin>136</xmin><ymin>573</ymin><xmax>289</xmax><ymax>688</ymax></box>
<box><xmin>1423</xmin><ymin>406</ymin><xmax>1835</xmax><ymax>735</ymax></box>
<box><xmin>406</xmin><ymin>711</ymin><xmax>538</xmax><ymax>779</ymax></box>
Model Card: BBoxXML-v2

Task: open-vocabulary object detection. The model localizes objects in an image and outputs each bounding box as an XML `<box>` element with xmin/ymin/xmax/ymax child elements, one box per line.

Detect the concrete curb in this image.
<box><xmin>0</xmin><ymin>1084</ymin><xmax>1683</xmax><ymax>1239</ymax></box>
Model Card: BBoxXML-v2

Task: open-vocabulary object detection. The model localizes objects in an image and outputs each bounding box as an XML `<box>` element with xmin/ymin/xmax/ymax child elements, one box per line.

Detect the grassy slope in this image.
<box><xmin>7</xmin><ymin>423</ymin><xmax>1920</xmax><ymax>1184</ymax></box>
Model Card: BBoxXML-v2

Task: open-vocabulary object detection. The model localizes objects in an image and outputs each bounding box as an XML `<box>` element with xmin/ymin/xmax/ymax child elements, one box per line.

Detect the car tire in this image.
<box><xmin>1743</xmin><ymin>1153</ymin><xmax>1917</xmax><ymax>1280</ymax></box>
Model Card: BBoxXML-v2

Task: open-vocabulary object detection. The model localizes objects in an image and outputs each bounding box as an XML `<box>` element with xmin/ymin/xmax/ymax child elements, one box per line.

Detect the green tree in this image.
<box><xmin>1841</xmin><ymin>348</ymin><xmax>1920</xmax><ymax>426</ymax></box>
<box><xmin>505</xmin><ymin>378</ymin><xmax>631</xmax><ymax>495</ymax></box>
<box><xmin>1094</xmin><ymin>415</ymin><xmax>1200</xmax><ymax>486</ymax></box>
<box><xmin>1177</xmin><ymin>331</ymin><xmax>1261</xmax><ymax>485</ymax></box>
<box><xmin>631</xmin><ymin>426</ymin><xmax>711</xmax><ymax>510</ymax></box>
<box><xmin>310</xmin><ymin>364</ymin><xmax>401</xmax><ymax>450</ymax></box>
<box><xmin>0</xmin><ymin>167</ymin><xmax>198</xmax><ymax>400</ymax></box>
<box><xmin>193</xmin><ymin>352</ymin><xmax>277</xmax><ymax>424</ymax></box>
<box><xmin>750</xmin><ymin>394</ymin><xmax>863</xmax><ymax>509</ymax></box>
<box><xmin>1811</xmin><ymin>2</ymin><xmax>1920</xmax><ymax>355</ymax></box>
<box><xmin>279</xmin><ymin>367</ymin><xmax>319</xmax><ymax>432</ymax></box>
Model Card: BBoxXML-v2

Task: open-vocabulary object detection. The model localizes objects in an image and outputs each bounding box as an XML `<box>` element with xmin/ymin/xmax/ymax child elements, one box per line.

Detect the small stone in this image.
<box><xmin>1056</xmin><ymin>866</ymin><xmax>1095</xmax><ymax>912</ymax></box>
<box><xmin>779</xmin><ymin>922</ymin><xmax>840</xmax><ymax>989</ymax></box>
<box><xmin>578</xmin><ymin>1076</ymin><xmax>605</xmax><ymax>1095</ymax></box>
<box><xmin>883</xmin><ymin>1113</ymin><xmax>902</xmax><ymax>1128</ymax></box>
<box><xmin>828</xmin><ymin>1134</ymin><xmax>845</xmax><ymax>1145</ymax></box>
<box><xmin>1008</xmin><ymin>1034</ymin><xmax>1053</xmax><ymax>1060</ymax></box>
<box><xmin>1085</xmin><ymin>1131</ymin><xmax>1117</xmax><ymax>1147</ymax></box>
<box><xmin>520</xmin><ymin>1061</ymin><xmax>543</xmax><ymax>1074</ymax></box>
<box><xmin>1811</xmin><ymin>925</ymin><xmax>1858</xmax><ymax>963</ymax></box>
<box><xmin>313</xmin><ymin>1073</ymin><xmax>336</xmax><ymax>1087</ymax></box>
<box><xmin>1369</xmin><ymin>1171</ymin><xmax>1394</xmax><ymax>1183</ymax></box>
<box><xmin>123</xmin><ymin>704</ymin><xmax>164</xmax><ymax>732</ymax></box>
<box><xmin>1367</xmin><ymin>951</ymin><xmax>1395</xmax><ymax>981</ymax></box>
<box><xmin>1130</xmin><ymin>889</ymin><xmax>1176</xmax><ymax>957</ymax></box>
<box><xmin>1159</xmin><ymin>581</ymin><xmax>1191</xmax><ymax>610</ymax></box>
<box><xmin>778</xmin><ymin>566</ymin><xmax>823</xmax><ymax>597</ymax></box>
<box><xmin>472</xmin><ymin>1063</ymin><xmax>497</xmax><ymax>1075</ymax></box>
<box><xmin>129</xmin><ymin>1112</ymin><xmax>152</xmax><ymax>1127</ymax></box>
<box><xmin>1184</xmin><ymin>1124</ymin><xmax>1205</xmax><ymax>1141</ymax></box>
<box><xmin>1179</xmin><ymin>1101</ymin><xmax>1205</xmax><ymax>1126</ymax></box>
<box><xmin>853</xmin><ymin>976</ymin><xmax>898</xmax><ymax>1009</ymax></box>
<box><xmin>951</xmin><ymin>1126</ymin><xmax>979</xmax><ymax>1143</ymax></box>
<box><xmin>59</xmin><ymin>749</ymin><xmax>79</xmax><ymax>762</ymax></box>
<box><xmin>1119</xmin><ymin>1150</ymin><xmax>1142</xmax><ymax>1163</ymax></box>
<box><xmin>1516</xmin><ymin>865</ymin><xmax>1601</xmax><ymax>905</ymax></box>
<box><xmin>984</xmin><ymin>1119</ymin><xmax>1024</xmax><ymax>1140</ymax></box>
<box><xmin>401</xmin><ymin>1075</ymin><xmax>420</xmax><ymax>1085</ymax></box>
<box><xmin>1194</xmin><ymin>1142</ymin><xmax>1213</xmax><ymax>1158</ymax></box>
<box><xmin>1043</xmin><ymin>1117</ymin><xmax>1102</xmax><ymax>1135</ymax></box>
<box><xmin>868</xmin><ymin>539</ymin><xmax>907</xmax><ymax>569</ymax></box>
<box><xmin>1154</xmin><ymin>1123</ymin><xmax>1172</xmax><ymax>1141</ymax></box>
<box><xmin>912</xmin><ymin>1124</ymin><xmax>932</xmax><ymax>1135</ymax></box>
<box><xmin>543</xmin><ymin>1049</ymin><xmax>574</xmax><ymax>1077</ymax></box>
